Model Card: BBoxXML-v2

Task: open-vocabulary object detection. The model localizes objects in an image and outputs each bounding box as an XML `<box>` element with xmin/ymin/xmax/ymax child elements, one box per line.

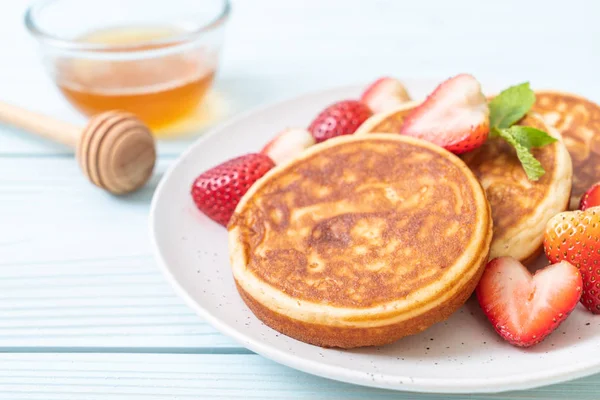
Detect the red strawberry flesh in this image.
<box><xmin>191</xmin><ymin>153</ymin><xmax>275</xmax><ymax>226</ymax></box>
<box><xmin>476</xmin><ymin>257</ymin><xmax>582</xmax><ymax>347</ymax></box>
<box><xmin>400</xmin><ymin>73</ymin><xmax>489</xmax><ymax>154</ymax></box>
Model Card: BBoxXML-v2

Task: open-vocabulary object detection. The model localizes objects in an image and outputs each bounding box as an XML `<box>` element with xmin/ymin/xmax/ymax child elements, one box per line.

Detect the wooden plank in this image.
<box><xmin>0</xmin><ymin>158</ymin><xmax>238</xmax><ymax>349</ymax></box>
<box><xmin>2</xmin><ymin>0</ymin><xmax>600</xmax><ymax>156</ymax></box>
<box><xmin>0</xmin><ymin>353</ymin><xmax>598</xmax><ymax>399</ymax></box>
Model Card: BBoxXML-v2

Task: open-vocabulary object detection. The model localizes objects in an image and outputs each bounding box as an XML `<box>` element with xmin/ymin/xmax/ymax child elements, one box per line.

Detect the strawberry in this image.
<box><xmin>191</xmin><ymin>153</ymin><xmax>275</xmax><ymax>226</ymax></box>
<box><xmin>360</xmin><ymin>77</ymin><xmax>411</xmax><ymax>113</ymax></box>
<box><xmin>400</xmin><ymin>73</ymin><xmax>490</xmax><ymax>154</ymax></box>
<box><xmin>308</xmin><ymin>100</ymin><xmax>373</xmax><ymax>143</ymax></box>
<box><xmin>476</xmin><ymin>257</ymin><xmax>582</xmax><ymax>347</ymax></box>
<box><xmin>261</xmin><ymin>128</ymin><xmax>315</xmax><ymax>165</ymax></box>
<box><xmin>544</xmin><ymin>207</ymin><xmax>600</xmax><ymax>313</ymax></box>
<box><xmin>580</xmin><ymin>183</ymin><xmax>600</xmax><ymax>210</ymax></box>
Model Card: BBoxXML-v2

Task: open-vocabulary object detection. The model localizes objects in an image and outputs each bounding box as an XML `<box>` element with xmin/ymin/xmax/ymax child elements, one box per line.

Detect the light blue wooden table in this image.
<box><xmin>1</xmin><ymin>0</ymin><xmax>599</xmax><ymax>398</ymax></box>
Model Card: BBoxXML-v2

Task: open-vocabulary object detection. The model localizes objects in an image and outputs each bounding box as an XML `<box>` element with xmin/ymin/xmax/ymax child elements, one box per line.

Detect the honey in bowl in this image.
<box><xmin>55</xmin><ymin>26</ymin><xmax>216</xmax><ymax>135</ymax></box>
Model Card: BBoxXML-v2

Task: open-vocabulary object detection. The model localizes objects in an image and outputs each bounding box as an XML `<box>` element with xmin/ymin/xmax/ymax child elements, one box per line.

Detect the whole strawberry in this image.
<box><xmin>191</xmin><ymin>153</ymin><xmax>275</xmax><ymax>226</ymax></box>
<box><xmin>580</xmin><ymin>183</ymin><xmax>600</xmax><ymax>210</ymax></box>
<box><xmin>544</xmin><ymin>207</ymin><xmax>600</xmax><ymax>313</ymax></box>
<box><xmin>308</xmin><ymin>100</ymin><xmax>373</xmax><ymax>143</ymax></box>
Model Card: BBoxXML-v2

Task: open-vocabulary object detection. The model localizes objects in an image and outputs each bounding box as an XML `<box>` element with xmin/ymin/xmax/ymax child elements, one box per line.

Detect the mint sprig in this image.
<box><xmin>489</xmin><ymin>83</ymin><xmax>557</xmax><ymax>181</ymax></box>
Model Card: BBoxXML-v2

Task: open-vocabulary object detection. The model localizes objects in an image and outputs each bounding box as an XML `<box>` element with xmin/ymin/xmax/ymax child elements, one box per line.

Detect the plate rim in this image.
<box><xmin>149</xmin><ymin>81</ymin><xmax>600</xmax><ymax>394</ymax></box>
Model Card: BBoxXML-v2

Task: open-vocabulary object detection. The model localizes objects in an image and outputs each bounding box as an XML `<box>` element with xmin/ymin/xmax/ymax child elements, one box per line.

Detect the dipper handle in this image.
<box><xmin>0</xmin><ymin>100</ymin><xmax>80</xmax><ymax>147</ymax></box>
<box><xmin>0</xmin><ymin>101</ymin><xmax>156</xmax><ymax>195</ymax></box>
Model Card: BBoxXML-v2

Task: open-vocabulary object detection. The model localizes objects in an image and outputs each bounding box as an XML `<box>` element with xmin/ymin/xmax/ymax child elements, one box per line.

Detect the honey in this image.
<box><xmin>55</xmin><ymin>26</ymin><xmax>216</xmax><ymax>134</ymax></box>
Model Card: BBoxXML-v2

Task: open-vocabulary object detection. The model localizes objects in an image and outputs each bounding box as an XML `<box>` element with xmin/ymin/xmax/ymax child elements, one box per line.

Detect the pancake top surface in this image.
<box><xmin>230</xmin><ymin>135</ymin><xmax>486</xmax><ymax>308</ymax></box>
<box><xmin>533</xmin><ymin>91</ymin><xmax>600</xmax><ymax>203</ymax></box>
<box><xmin>461</xmin><ymin>114</ymin><xmax>559</xmax><ymax>246</ymax></box>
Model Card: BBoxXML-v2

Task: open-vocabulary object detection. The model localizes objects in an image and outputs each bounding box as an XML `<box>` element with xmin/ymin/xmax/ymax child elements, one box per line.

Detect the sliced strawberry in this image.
<box><xmin>580</xmin><ymin>183</ymin><xmax>600</xmax><ymax>210</ymax></box>
<box><xmin>544</xmin><ymin>207</ymin><xmax>600</xmax><ymax>313</ymax></box>
<box><xmin>400</xmin><ymin>74</ymin><xmax>490</xmax><ymax>154</ymax></box>
<box><xmin>261</xmin><ymin>128</ymin><xmax>315</xmax><ymax>165</ymax></box>
<box><xmin>476</xmin><ymin>257</ymin><xmax>582</xmax><ymax>347</ymax></box>
<box><xmin>360</xmin><ymin>77</ymin><xmax>411</xmax><ymax>113</ymax></box>
<box><xmin>191</xmin><ymin>153</ymin><xmax>275</xmax><ymax>226</ymax></box>
<box><xmin>308</xmin><ymin>100</ymin><xmax>373</xmax><ymax>143</ymax></box>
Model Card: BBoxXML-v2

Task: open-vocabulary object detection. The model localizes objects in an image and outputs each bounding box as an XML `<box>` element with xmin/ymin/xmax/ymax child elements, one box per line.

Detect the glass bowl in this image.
<box><xmin>25</xmin><ymin>0</ymin><xmax>230</xmax><ymax>135</ymax></box>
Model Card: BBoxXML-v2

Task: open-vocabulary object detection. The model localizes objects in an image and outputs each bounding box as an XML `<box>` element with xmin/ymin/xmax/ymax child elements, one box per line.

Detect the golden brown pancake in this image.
<box><xmin>461</xmin><ymin>114</ymin><xmax>572</xmax><ymax>262</ymax></box>
<box><xmin>533</xmin><ymin>91</ymin><xmax>600</xmax><ymax>209</ymax></box>
<box><xmin>357</xmin><ymin>105</ymin><xmax>572</xmax><ymax>264</ymax></box>
<box><xmin>229</xmin><ymin>134</ymin><xmax>492</xmax><ymax>348</ymax></box>
<box><xmin>355</xmin><ymin>101</ymin><xmax>417</xmax><ymax>135</ymax></box>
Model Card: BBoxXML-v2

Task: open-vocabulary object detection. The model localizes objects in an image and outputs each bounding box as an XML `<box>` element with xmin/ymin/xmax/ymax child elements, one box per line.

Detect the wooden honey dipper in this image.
<box><xmin>0</xmin><ymin>101</ymin><xmax>156</xmax><ymax>195</ymax></box>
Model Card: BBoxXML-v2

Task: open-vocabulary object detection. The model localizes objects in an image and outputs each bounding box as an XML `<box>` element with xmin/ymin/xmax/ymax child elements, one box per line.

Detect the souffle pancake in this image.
<box><xmin>533</xmin><ymin>91</ymin><xmax>600</xmax><ymax>209</ymax></box>
<box><xmin>461</xmin><ymin>113</ymin><xmax>572</xmax><ymax>263</ymax></box>
<box><xmin>357</xmin><ymin>104</ymin><xmax>572</xmax><ymax>263</ymax></box>
<box><xmin>229</xmin><ymin>134</ymin><xmax>493</xmax><ymax>348</ymax></box>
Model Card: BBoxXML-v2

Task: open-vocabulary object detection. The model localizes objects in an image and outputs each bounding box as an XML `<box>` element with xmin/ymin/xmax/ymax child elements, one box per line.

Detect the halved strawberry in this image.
<box><xmin>400</xmin><ymin>74</ymin><xmax>490</xmax><ymax>154</ymax></box>
<box><xmin>308</xmin><ymin>100</ymin><xmax>373</xmax><ymax>143</ymax></box>
<box><xmin>544</xmin><ymin>207</ymin><xmax>600</xmax><ymax>313</ymax></box>
<box><xmin>360</xmin><ymin>77</ymin><xmax>411</xmax><ymax>113</ymax></box>
<box><xmin>261</xmin><ymin>128</ymin><xmax>315</xmax><ymax>165</ymax></box>
<box><xmin>476</xmin><ymin>257</ymin><xmax>582</xmax><ymax>347</ymax></box>
<box><xmin>191</xmin><ymin>153</ymin><xmax>275</xmax><ymax>226</ymax></box>
<box><xmin>580</xmin><ymin>183</ymin><xmax>600</xmax><ymax>210</ymax></box>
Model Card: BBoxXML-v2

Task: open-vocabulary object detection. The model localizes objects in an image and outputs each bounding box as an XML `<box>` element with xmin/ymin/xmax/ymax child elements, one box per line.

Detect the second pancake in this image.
<box><xmin>357</xmin><ymin>104</ymin><xmax>572</xmax><ymax>263</ymax></box>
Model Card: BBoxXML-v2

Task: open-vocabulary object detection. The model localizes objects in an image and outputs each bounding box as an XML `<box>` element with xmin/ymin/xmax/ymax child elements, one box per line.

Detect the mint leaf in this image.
<box><xmin>495</xmin><ymin>128</ymin><xmax>546</xmax><ymax>181</ymax></box>
<box><xmin>504</xmin><ymin>126</ymin><xmax>557</xmax><ymax>150</ymax></box>
<box><xmin>489</xmin><ymin>82</ymin><xmax>536</xmax><ymax>129</ymax></box>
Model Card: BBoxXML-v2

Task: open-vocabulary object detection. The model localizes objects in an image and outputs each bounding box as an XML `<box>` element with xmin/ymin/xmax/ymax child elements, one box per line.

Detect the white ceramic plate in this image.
<box><xmin>150</xmin><ymin>79</ymin><xmax>600</xmax><ymax>394</ymax></box>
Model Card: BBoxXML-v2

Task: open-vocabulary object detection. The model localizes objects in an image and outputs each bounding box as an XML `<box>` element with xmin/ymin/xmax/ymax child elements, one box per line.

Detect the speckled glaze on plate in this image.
<box><xmin>150</xmin><ymin>80</ymin><xmax>600</xmax><ymax>393</ymax></box>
